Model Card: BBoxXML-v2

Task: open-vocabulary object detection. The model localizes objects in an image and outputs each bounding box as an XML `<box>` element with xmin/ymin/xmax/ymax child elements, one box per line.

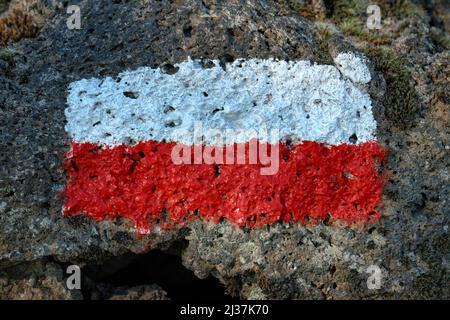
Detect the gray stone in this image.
<box><xmin>0</xmin><ymin>0</ymin><xmax>448</xmax><ymax>299</ymax></box>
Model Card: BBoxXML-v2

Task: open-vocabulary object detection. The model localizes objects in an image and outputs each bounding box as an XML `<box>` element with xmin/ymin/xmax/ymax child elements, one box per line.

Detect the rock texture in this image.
<box><xmin>0</xmin><ymin>0</ymin><xmax>448</xmax><ymax>299</ymax></box>
<box><xmin>0</xmin><ymin>259</ymin><xmax>82</xmax><ymax>299</ymax></box>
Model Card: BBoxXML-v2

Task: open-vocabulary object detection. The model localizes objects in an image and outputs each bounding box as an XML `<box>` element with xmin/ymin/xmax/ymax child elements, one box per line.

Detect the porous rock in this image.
<box><xmin>0</xmin><ymin>0</ymin><xmax>448</xmax><ymax>299</ymax></box>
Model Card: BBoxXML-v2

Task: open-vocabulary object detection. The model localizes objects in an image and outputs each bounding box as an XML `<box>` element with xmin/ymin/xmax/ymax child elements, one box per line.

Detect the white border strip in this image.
<box><xmin>65</xmin><ymin>57</ymin><xmax>376</xmax><ymax>145</ymax></box>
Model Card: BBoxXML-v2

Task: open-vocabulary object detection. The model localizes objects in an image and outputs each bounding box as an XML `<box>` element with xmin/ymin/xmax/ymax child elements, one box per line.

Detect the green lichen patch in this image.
<box><xmin>313</xmin><ymin>22</ymin><xmax>335</xmax><ymax>64</ymax></box>
<box><xmin>430</xmin><ymin>27</ymin><xmax>450</xmax><ymax>52</ymax></box>
<box><xmin>325</xmin><ymin>0</ymin><xmax>390</xmax><ymax>45</ymax></box>
<box><xmin>0</xmin><ymin>0</ymin><xmax>10</xmax><ymax>15</ymax></box>
<box><xmin>368</xmin><ymin>47</ymin><xmax>420</xmax><ymax>127</ymax></box>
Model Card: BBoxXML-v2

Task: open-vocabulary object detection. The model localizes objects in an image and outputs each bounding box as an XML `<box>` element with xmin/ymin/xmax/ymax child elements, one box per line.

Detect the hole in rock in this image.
<box><xmin>200</xmin><ymin>58</ymin><xmax>215</xmax><ymax>69</ymax></box>
<box><xmin>82</xmin><ymin>249</ymin><xmax>234</xmax><ymax>300</ymax></box>
<box><xmin>123</xmin><ymin>91</ymin><xmax>139</xmax><ymax>99</ymax></box>
<box><xmin>219</xmin><ymin>54</ymin><xmax>235</xmax><ymax>69</ymax></box>
<box><xmin>349</xmin><ymin>133</ymin><xmax>358</xmax><ymax>144</ymax></box>
<box><xmin>183</xmin><ymin>25</ymin><xmax>193</xmax><ymax>37</ymax></box>
<box><xmin>165</xmin><ymin>119</ymin><xmax>182</xmax><ymax>127</ymax></box>
<box><xmin>162</xmin><ymin>63</ymin><xmax>179</xmax><ymax>74</ymax></box>
<box><xmin>163</xmin><ymin>105</ymin><xmax>175</xmax><ymax>113</ymax></box>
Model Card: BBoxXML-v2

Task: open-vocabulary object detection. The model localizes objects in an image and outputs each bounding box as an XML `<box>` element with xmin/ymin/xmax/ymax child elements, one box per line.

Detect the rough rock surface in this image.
<box><xmin>107</xmin><ymin>285</ymin><xmax>168</xmax><ymax>300</ymax></box>
<box><xmin>88</xmin><ymin>283</ymin><xmax>168</xmax><ymax>300</ymax></box>
<box><xmin>0</xmin><ymin>259</ymin><xmax>82</xmax><ymax>299</ymax></box>
<box><xmin>0</xmin><ymin>0</ymin><xmax>448</xmax><ymax>299</ymax></box>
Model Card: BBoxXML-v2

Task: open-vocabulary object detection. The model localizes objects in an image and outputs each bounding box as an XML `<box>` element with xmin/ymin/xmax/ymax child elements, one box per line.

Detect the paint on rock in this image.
<box><xmin>63</xmin><ymin>140</ymin><xmax>388</xmax><ymax>234</ymax></box>
<box><xmin>334</xmin><ymin>52</ymin><xmax>372</xmax><ymax>84</ymax></box>
<box><xmin>65</xmin><ymin>58</ymin><xmax>376</xmax><ymax>145</ymax></box>
<box><xmin>62</xmin><ymin>57</ymin><xmax>387</xmax><ymax>234</ymax></box>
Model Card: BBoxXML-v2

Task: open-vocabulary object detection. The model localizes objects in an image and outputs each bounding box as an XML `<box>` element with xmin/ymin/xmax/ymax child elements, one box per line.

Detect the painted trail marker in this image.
<box><xmin>63</xmin><ymin>56</ymin><xmax>387</xmax><ymax>234</ymax></box>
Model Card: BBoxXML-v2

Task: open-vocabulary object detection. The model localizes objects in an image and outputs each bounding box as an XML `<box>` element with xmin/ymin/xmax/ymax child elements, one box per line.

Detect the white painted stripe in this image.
<box><xmin>65</xmin><ymin>57</ymin><xmax>376</xmax><ymax>146</ymax></box>
<box><xmin>334</xmin><ymin>52</ymin><xmax>371</xmax><ymax>84</ymax></box>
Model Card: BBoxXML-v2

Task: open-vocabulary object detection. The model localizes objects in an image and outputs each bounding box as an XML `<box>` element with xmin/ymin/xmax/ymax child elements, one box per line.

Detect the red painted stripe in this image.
<box><xmin>63</xmin><ymin>140</ymin><xmax>387</xmax><ymax>234</ymax></box>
